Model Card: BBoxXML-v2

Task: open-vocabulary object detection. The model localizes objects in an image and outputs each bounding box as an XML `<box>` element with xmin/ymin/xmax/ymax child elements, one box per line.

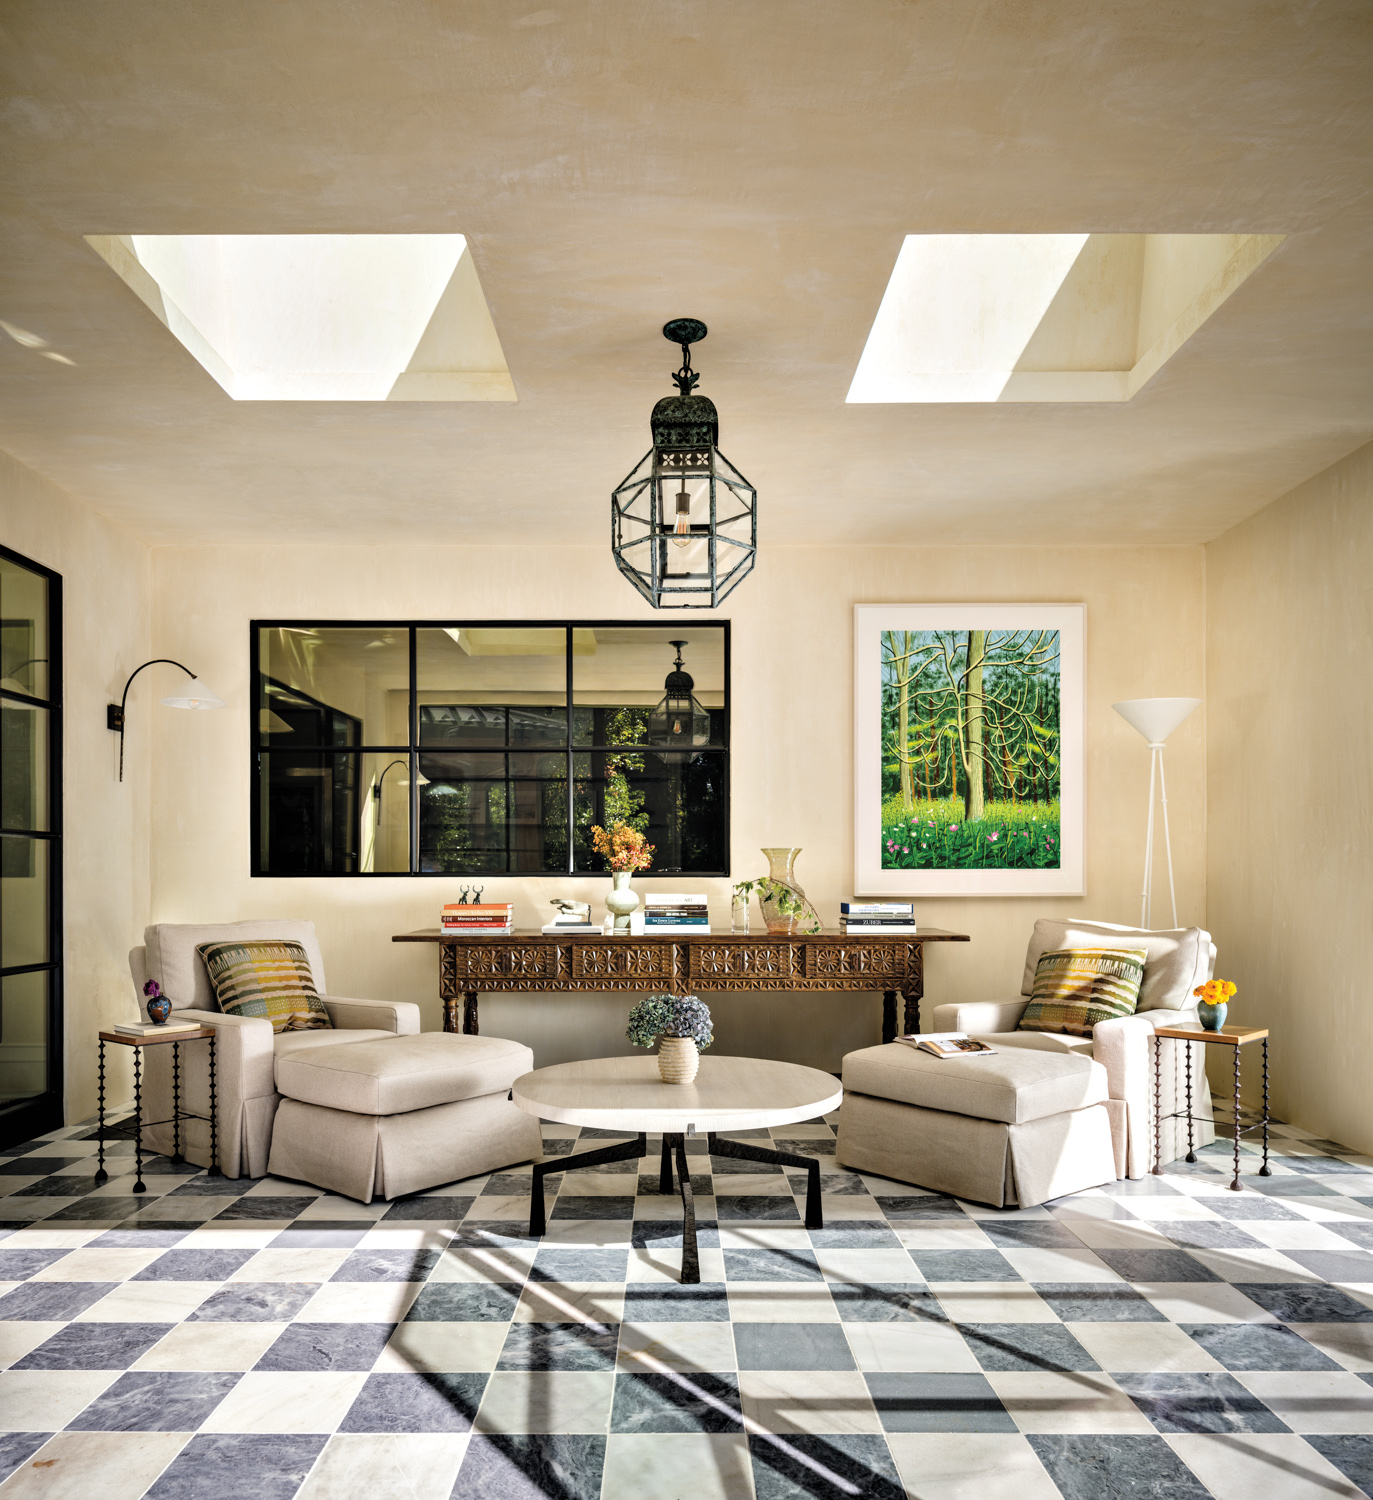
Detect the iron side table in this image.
<box><xmin>94</xmin><ymin>1027</ymin><xmax>220</xmax><ymax>1193</ymax></box>
<box><xmin>1151</xmin><ymin>1022</ymin><xmax>1270</xmax><ymax>1191</ymax></box>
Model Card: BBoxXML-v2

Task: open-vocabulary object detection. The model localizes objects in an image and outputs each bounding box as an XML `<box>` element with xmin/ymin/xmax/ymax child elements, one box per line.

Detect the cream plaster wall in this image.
<box><xmin>146</xmin><ymin>541</ymin><xmax>1206</xmax><ymax>1081</ymax></box>
<box><xmin>0</xmin><ymin>450</ymin><xmax>152</xmax><ymax>1121</ymax></box>
<box><xmin>1206</xmin><ymin>440</ymin><xmax>1373</xmax><ymax>1152</ymax></box>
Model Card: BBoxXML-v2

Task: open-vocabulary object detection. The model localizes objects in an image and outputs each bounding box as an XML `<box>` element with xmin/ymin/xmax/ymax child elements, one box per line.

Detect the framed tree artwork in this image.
<box><xmin>854</xmin><ymin>604</ymin><xmax>1084</xmax><ymax>896</ymax></box>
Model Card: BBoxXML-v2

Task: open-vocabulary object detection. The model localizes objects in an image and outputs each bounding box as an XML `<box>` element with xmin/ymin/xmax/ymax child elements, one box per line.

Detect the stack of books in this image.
<box><xmin>541</xmin><ymin>912</ymin><xmax>600</xmax><ymax>935</ymax></box>
<box><xmin>113</xmin><ymin>1018</ymin><xmax>201</xmax><ymax>1038</ymax></box>
<box><xmin>441</xmin><ymin>902</ymin><xmax>514</xmax><ymax>934</ymax></box>
<box><xmin>642</xmin><ymin>893</ymin><xmax>710</xmax><ymax>935</ymax></box>
<box><xmin>841</xmin><ymin>901</ymin><xmax>917</xmax><ymax>934</ymax></box>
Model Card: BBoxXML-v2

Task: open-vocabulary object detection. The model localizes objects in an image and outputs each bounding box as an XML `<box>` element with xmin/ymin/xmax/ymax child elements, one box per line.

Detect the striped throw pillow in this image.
<box><xmin>197</xmin><ymin>939</ymin><xmax>333</xmax><ymax>1033</ymax></box>
<box><xmin>1018</xmin><ymin>947</ymin><xmax>1148</xmax><ymax>1038</ymax></box>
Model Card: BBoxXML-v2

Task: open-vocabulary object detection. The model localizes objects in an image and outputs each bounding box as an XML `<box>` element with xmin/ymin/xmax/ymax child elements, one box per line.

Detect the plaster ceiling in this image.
<box><xmin>1</xmin><ymin>0</ymin><xmax>1371</xmax><ymax>547</ymax></box>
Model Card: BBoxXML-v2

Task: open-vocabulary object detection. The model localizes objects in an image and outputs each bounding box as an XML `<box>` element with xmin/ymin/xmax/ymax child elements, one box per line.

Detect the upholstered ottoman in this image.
<box><xmin>267</xmin><ymin>1032</ymin><xmax>544</xmax><ymax>1202</ymax></box>
<box><xmin>836</xmin><ymin>1042</ymin><xmax>1124</xmax><ymax>1208</ymax></box>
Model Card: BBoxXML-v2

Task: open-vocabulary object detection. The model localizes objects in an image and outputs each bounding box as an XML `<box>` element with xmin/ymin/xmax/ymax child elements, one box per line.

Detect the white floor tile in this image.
<box><xmin>177</xmin><ymin>1226</ymin><xmax>280</xmax><ymax>1249</ymax></box>
<box><xmin>616</xmin><ymin>1320</ymin><xmax>738</xmax><ymax>1373</ymax></box>
<box><xmin>73</xmin><ymin>1281</ymin><xmax>218</xmax><ymax>1323</ymax></box>
<box><xmin>1233</xmin><ymin>1370</ymin><xmax>1373</xmax><ymax>1434</ymax></box>
<box><xmin>0</xmin><ymin>1430</ymin><xmax>189</xmax><ymax>1500</ymax></box>
<box><xmin>200</xmin><ymin>1369</ymin><xmax>367</xmax><ymax>1433</ymax></box>
<box><xmin>1062</xmin><ymin>1219</ymin><xmax>1174</xmax><ymax>1250</ymax></box>
<box><xmin>738</xmin><ymin>1369</ymin><xmax>881</xmax><ymax>1434</ymax></box>
<box><xmin>726</xmin><ymin>1285</ymin><xmax>840</xmax><ymax>1322</ymax></box>
<box><xmin>930</xmin><ymin>1285</ymin><xmax>1060</xmax><ymax>1324</ymax></box>
<box><xmin>1165</xmin><ymin>1433</ymin><xmax>1365</xmax><ymax>1499</ymax></box>
<box><xmin>1067</xmin><ymin>1319</ymin><xmax>1225</xmax><ymax>1372</ymax></box>
<box><xmin>0</xmin><ymin>1370</ymin><xmax>117</xmax><ymax>1431</ymax></box>
<box><xmin>626</xmin><ymin>1248</ymin><xmax>726</xmax><ymax>1284</ymax></box>
<box><xmin>297</xmin><ymin>1281</ymin><xmax>422</xmax><ymax>1322</ymax></box>
<box><xmin>894</xmin><ymin>1223</ymin><xmax>995</xmax><ymax>1250</ymax></box>
<box><xmin>228</xmin><ymin>1248</ymin><xmax>352</xmax><ymax>1282</ymax></box>
<box><xmin>131</xmin><ymin>1320</ymin><xmax>287</xmax><ymax>1371</ymax></box>
<box><xmin>514</xmin><ymin>1281</ymin><xmax>623</xmax><ymax>1325</ymax></box>
<box><xmin>1000</xmin><ymin>1247</ymin><xmax>1124</xmax><ymax>1283</ymax></box>
<box><xmin>1189</xmin><ymin>1248</ymin><xmax>1325</xmax><ymax>1284</ymax></box>
<box><xmin>814</xmin><ymin>1248</ymin><xmax>924</xmax><ymax>1284</ymax></box>
<box><xmin>473</xmin><ymin>1370</ymin><xmax>615</xmax><ymax>1434</ymax></box>
<box><xmin>294</xmin><ymin>1433</ymin><xmax>469</xmax><ymax>1500</ymax></box>
<box><xmin>0</xmin><ymin>1322</ymin><xmax>63</xmax><ymax>1369</ymax></box>
<box><xmin>27</xmin><ymin>1247</ymin><xmax>163</xmax><ymax>1282</ymax></box>
<box><xmin>1244</xmin><ymin>1221</ymin><xmax>1366</xmax><ymax>1251</ymax></box>
<box><xmin>1136</xmin><ymin>1281</ymin><xmax>1278</xmax><ymax>1324</ymax></box>
<box><xmin>843</xmin><ymin>1319</ymin><xmax>981</xmax><ymax>1373</ymax></box>
<box><xmin>886</xmin><ymin>1432</ymin><xmax>1063</xmax><ymax>1500</ymax></box>
<box><xmin>377</xmin><ymin>1321</ymin><xmax>508</xmax><ymax>1373</ymax></box>
<box><xmin>427</xmin><ymin>1246</ymin><xmax>538</xmax><ymax>1283</ymax></box>
<box><xmin>1293</xmin><ymin>1323</ymin><xmax>1373</xmax><ymax>1372</ymax></box>
<box><xmin>601</xmin><ymin>1432</ymin><xmax>754</xmax><ymax>1500</ymax></box>
<box><xmin>987</xmin><ymin>1370</ymin><xmax>1156</xmax><ymax>1434</ymax></box>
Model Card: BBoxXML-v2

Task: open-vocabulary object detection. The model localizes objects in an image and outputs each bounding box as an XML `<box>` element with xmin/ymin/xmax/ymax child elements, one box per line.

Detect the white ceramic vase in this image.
<box><xmin>657</xmin><ymin>1035</ymin><xmax>699</xmax><ymax>1085</ymax></box>
<box><xmin>606</xmin><ymin>870</ymin><xmax>639</xmax><ymax>932</ymax></box>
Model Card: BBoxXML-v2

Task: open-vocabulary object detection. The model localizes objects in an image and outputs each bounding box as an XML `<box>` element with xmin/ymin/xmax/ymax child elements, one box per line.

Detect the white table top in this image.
<box><xmin>510</xmin><ymin>1054</ymin><xmax>844</xmax><ymax>1133</ymax></box>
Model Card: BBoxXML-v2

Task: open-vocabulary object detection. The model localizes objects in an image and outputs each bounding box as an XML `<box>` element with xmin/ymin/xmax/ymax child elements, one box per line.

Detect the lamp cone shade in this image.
<box><xmin>160</xmin><ymin>677</ymin><xmax>226</xmax><ymax>710</ymax></box>
<box><xmin>1112</xmin><ymin>697</ymin><xmax>1201</xmax><ymax>744</ymax></box>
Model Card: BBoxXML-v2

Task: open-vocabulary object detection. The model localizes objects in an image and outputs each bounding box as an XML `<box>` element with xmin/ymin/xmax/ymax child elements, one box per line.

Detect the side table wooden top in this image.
<box><xmin>1153</xmin><ymin>1023</ymin><xmax>1269</xmax><ymax>1046</ymax></box>
<box><xmin>98</xmin><ymin>1027</ymin><xmax>216</xmax><ymax>1047</ymax></box>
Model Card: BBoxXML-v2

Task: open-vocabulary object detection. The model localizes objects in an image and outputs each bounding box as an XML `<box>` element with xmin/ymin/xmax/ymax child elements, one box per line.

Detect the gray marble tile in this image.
<box><xmin>959</xmin><ymin>1322</ymin><xmax>1101</xmax><ymax>1372</ymax></box>
<box><xmin>812</xmin><ymin>1172</ymin><xmax>872</xmax><ymax>1196</ymax></box>
<box><xmin>66</xmin><ymin>1370</ymin><xmax>241</xmax><ymax>1431</ymax></box>
<box><xmin>452</xmin><ymin>1221</ymin><xmax>539</xmax><ymax>1248</ymax></box>
<box><xmin>1114</xmin><ymin>1371</ymin><xmax>1290</xmax><ymax>1434</ymax></box>
<box><xmin>1328</xmin><ymin>1221</ymin><xmax>1373</xmax><ymax>1250</ymax></box>
<box><xmin>0</xmin><ymin>1280</ymin><xmax>118</xmax><ymax>1320</ymax></box>
<box><xmin>1241</xmin><ymin>1282</ymin><xmax>1373</xmax><ymax>1323</ymax></box>
<box><xmin>1027</xmin><ymin>1434</ymin><xmax>1213</xmax><ymax>1498</ymax></box>
<box><xmin>0</xmin><ymin>1155</ymin><xmax>83</xmax><ymax>1174</ymax></box>
<box><xmin>255</xmin><ymin>1321</ymin><xmax>396</xmax><ymax>1371</ymax></box>
<box><xmin>748</xmin><ymin>1432</ymin><xmax>905</xmax><ymax>1500</ymax></box>
<box><xmin>166</xmin><ymin>1175</ymin><xmax>256</xmax><ymax>1197</ymax></box>
<box><xmin>268</xmin><ymin>1226</ymin><xmax>370</xmax><ymax>1248</ymax></box>
<box><xmin>1284</xmin><ymin>1248</ymin><xmax>1373</xmax><ymax>1282</ymax></box>
<box><xmin>0</xmin><ymin>1248</ymin><xmax>70</xmax><ymax>1279</ymax></box>
<box><xmin>1189</xmin><ymin>1194</ymin><xmax>1304</xmax><ymax>1220</ymax></box>
<box><xmin>907</xmin><ymin>1249</ymin><xmax>1020</xmax><ymax>1283</ymax></box>
<box><xmin>188</xmin><ymin>1282</ymin><xmax>319</xmax><ymax>1322</ymax></box>
<box><xmin>1180</xmin><ymin>1321</ymin><xmax>1343</xmax><ymax>1370</ymax></box>
<box><xmin>734</xmin><ymin>1323</ymin><xmax>855</xmax><ymax>1372</ymax></box>
<box><xmin>708</xmin><ymin>1157</ymin><xmax>784</xmax><ymax>1176</ymax></box>
<box><xmin>0</xmin><ymin>1433</ymin><xmax>52</xmax><ymax>1484</ymax></box>
<box><xmin>1094</xmin><ymin>1249</ymin><xmax>1221</xmax><ymax>1283</ymax></box>
<box><xmin>1244</xmin><ymin>1177</ymin><xmax>1338</xmax><ymax>1196</ymax></box>
<box><xmin>14</xmin><ymin>1322</ymin><xmax>169</xmax><ymax>1370</ymax></box>
<box><xmin>1100</xmin><ymin>1178</ymin><xmax>1184</xmax><ymax>1198</ymax></box>
<box><xmin>496</xmin><ymin>1323</ymin><xmax>619</xmax><ymax>1372</ymax></box>
<box><xmin>723</xmin><ymin>1248</ymin><xmax>822</xmax><ymax>1283</ymax></box>
<box><xmin>1307</xmin><ymin>1435</ymin><xmax>1373</xmax><ymax>1498</ymax></box>
<box><xmin>610</xmin><ymin>1371</ymin><xmax>743</xmax><ymax>1432</ymax></box>
<box><xmin>89</xmin><ymin>1228</ymin><xmax>193</xmax><ymax>1248</ymax></box>
<box><xmin>1031</xmin><ymin>1283</ymin><xmax>1168</xmax><ymax>1322</ymax></box>
<box><xmin>133</xmin><ymin>1249</ymin><xmax>255</xmax><ymax>1281</ymax></box>
<box><xmin>864</xmin><ymin>1372</ymin><xmax>1016</xmax><ymax>1433</ymax></box>
<box><xmin>531</xmin><ymin>1248</ymin><xmax>628</xmax><ymax>1283</ymax></box>
<box><xmin>329</xmin><ymin>1247</ymin><xmax>441</xmax><ymax>1282</ymax></box>
<box><xmin>715</xmin><ymin>1195</ymin><xmax>801</xmax><ymax>1223</ymax></box>
<box><xmin>46</xmin><ymin>1197</ymin><xmax>146</xmax><ymax>1221</ymax></box>
<box><xmin>622</xmin><ymin>1284</ymin><xmax>730</xmax><ymax>1322</ymax></box>
<box><xmin>382</xmin><ymin>1195</ymin><xmax>476</xmax><ymax>1221</ymax></box>
<box><xmin>451</xmin><ymin>1433</ymin><xmax>605</xmax><ymax>1500</ymax></box>
<box><xmin>630</xmin><ymin>1219</ymin><xmax>721</xmax><ymax>1250</ymax></box>
<box><xmin>484</xmin><ymin>1173</ymin><xmax>540</xmax><ymax>1195</ymax></box>
<box><xmin>1144</xmin><ymin>1219</ymin><xmax>1266</xmax><ymax>1250</ymax></box>
<box><xmin>549</xmin><ymin>1195</ymin><xmax>635</xmax><ymax>1221</ymax></box>
<box><xmin>7</xmin><ymin>1173</ymin><xmax>106</xmax><ymax>1197</ymax></box>
<box><xmin>405</xmin><ymin>1282</ymin><xmax>523</xmax><ymax>1322</ymax></box>
<box><xmin>772</xmin><ymin>1138</ymin><xmax>835</xmax><ymax>1157</ymax></box>
<box><xmin>213</xmin><ymin>1196</ymin><xmax>319</xmax><ymax>1221</ymax></box>
<box><xmin>339</xmin><ymin>1370</ymin><xmax>487</xmax><ymax>1432</ymax></box>
<box><xmin>980</xmin><ymin>1220</ymin><xmax>1092</xmax><ymax>1249</ymax></box>
<box><xmin>806</xmin><ymin>1223</ymin><xmax>904</xmax><ymax>1249</ymax></box>
<box><xmin>144</xmin><ymin>1432</ymin><xmax>327</xmax><ymax>1499</ymax></box>
<box><xmin>831</xmin><ymin>1285</ymin><xmax>943</xmax><ymax>1322</ymax></box>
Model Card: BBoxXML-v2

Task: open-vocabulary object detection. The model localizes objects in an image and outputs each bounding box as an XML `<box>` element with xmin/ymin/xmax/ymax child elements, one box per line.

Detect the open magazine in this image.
<box><xmin>897</xmin><ymin>1030</ymin><xmax>998</xmax><ymax>1058</ymax></box>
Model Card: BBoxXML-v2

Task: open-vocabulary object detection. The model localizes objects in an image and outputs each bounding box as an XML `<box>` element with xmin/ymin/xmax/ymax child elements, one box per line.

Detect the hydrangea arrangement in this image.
<box><xmin>626</xmin><ymin>993</ymin><xmax>714</xmax><ymax>1051</ymax></box>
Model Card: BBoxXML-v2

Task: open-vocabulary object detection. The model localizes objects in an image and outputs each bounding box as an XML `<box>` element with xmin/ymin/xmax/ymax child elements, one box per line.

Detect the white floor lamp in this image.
<box><xmin>1112</xmin><ymin>697</ymin><xmax>1202</xmax><ymax>929</ymax></box>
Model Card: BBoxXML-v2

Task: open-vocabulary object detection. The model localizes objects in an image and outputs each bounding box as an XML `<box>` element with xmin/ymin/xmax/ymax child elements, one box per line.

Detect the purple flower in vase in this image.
<box><xmin>143</xmin><ymin>978</ymin><xmax>171</xmax><ymax>1026</ymax></box>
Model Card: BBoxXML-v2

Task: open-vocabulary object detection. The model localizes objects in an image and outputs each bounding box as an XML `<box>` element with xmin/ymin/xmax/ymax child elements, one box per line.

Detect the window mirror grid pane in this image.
<box><xmin>418</xmin><ymin>750</ymin><xmax>569</xmax><ymax>875</ymax></box>
<box><xmin>257</xmin><ymin>751</ymin><xmax>394</xmax><ymax>875</ymax></box>
<box><xmin>572</xmin><ymin>749</ymin><xmax>727</xmax><ymax>875</ymax></box>
<box><xmin>0</xmin><ymin>560</ymin><xmax>50</xmax><ymax>702</ymax></box>
<box><xmin>1</xmin><ymin>704</ymin><xmax>48</xmax><ymax>832</ymax></box>
<box><xmin>1</xmin><ymin>836</ymin><xmax>49</xmax><ymax>968</ymax></box>
<box><xmin>416</xmin><ymin>628</ymin><xmax>568</xmax><ymax>749</ymax></box>
<box><xmin>257</xmin><ymin>627</ymin><xmax>407</xmax><ymax>748</ymax></box>
<box><xmin>0</xmin><ymin>970</ymin><xmax>49</xmax><ymax>1111</ymax></box>
<box><xmin>572</xmin><ymin>626</ymin><xmax>725</xmax><ymax>749</ymax></box>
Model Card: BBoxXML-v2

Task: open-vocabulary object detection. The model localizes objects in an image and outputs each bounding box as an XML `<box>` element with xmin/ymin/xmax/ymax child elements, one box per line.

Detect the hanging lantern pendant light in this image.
<box><xmin>611</xmin><ymin>320</ymin><xmax>758</xmax><ymax>609</ymax></box>
<box><xmin>648</xmin><ymin>639</ymin><xmax>712</xmax><ymax>757</ymax></box>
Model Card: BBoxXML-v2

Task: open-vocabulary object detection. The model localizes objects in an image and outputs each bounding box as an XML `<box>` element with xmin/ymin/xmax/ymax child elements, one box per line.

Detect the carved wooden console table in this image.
<box><xmin>392</xmin><ymin>928</ymin><xmax>970</xmax><ymax>1042</ymax></box>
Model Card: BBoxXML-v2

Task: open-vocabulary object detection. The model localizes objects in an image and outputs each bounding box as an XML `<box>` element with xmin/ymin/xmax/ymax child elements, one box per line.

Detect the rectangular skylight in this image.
<box><xmin>848</xmin><ymin>232</ymin><xmax>1284</xmax><ymax>403</ymax></box>
<box><xmin>85</xmin><ymin>233</ymin><xmax>515</xmax><ymax>401</ymax></box>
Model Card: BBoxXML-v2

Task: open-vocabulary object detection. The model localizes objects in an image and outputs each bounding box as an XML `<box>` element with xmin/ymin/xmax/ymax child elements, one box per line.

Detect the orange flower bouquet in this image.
<box><xmin>1193</xmin><ymin>978</ymin><xmax>1236</xmax><ymax>1031</ymax></box>
<box><xmin>590</xmin><ymin>822</ymin><xmax>655</xmax><ymax>873</ymax></box>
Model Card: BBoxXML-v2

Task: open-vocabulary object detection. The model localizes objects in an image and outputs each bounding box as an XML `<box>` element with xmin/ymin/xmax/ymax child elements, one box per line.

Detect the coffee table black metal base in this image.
<box><xmin>527</xmin><ymin>1129</ymin><xmax>824</xmax><ymax>1285</ymax></box>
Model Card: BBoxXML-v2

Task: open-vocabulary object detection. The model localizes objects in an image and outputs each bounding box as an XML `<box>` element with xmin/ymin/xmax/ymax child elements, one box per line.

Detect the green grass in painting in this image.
<box><xmin>880</xmin><ymin>797</ymin><xmax>1061</xmax><ymax>870</ymax></box>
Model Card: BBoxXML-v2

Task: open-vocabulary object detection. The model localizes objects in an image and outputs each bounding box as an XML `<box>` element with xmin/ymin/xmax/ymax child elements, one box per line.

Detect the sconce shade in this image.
<box><xmin>1112</xmin><ymin>697</ymin><xmax>1201</xmax><ymax>745</ymax></box>
<box><xmin>160</xmin><ymin>678</ymin><xmax>225</xmax><ymax>710</ymax></box>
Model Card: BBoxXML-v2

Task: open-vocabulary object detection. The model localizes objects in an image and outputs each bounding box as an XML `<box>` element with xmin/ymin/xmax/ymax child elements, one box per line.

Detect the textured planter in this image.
<box><xmin>657</xmin><ymin>1035</ymin><xmax>699</xmax><ymax>1085</ymax></box>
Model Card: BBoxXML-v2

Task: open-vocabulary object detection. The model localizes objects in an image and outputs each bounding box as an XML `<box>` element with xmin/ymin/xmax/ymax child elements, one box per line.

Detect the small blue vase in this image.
<box><xmin>1197</xmin><ymin>1000</ymin><xmax>1227</xmax><ymax>1032</ymax></box>
<box><xmin>146</xmin><ymin>994</ymin><xmax>172</xmax><ymax>1026</ymax></box>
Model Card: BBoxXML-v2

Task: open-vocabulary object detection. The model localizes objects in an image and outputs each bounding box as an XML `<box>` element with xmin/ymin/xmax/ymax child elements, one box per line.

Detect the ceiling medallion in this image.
<box><xmin>611</xmin><ymin>320</ymin><xmax>757</xmax><ymax>609</ymax></box>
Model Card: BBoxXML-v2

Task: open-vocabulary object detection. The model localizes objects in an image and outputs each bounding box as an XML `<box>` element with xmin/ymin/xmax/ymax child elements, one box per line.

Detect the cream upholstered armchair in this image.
<box><xmin>929</xmin><ymin>917</ymin><xmax>1217</xmax><ymax>1179</ymax></box>
<box><xmin>129</xmin><ymin>920</ymin><xmax>420</xmax><ymax>1179</ymax></box>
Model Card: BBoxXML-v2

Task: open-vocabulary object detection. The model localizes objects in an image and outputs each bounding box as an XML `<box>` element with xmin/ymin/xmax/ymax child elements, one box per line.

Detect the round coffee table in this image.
<box><xmin>511</xmin><ymin>1054</ymin><xmax>843</xmax><ymax>1283</ymax></box>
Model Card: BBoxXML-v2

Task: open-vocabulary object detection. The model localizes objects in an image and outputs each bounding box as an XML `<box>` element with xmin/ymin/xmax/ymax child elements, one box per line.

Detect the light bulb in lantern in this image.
<box><xmin>672</xmin><ymin>483</ymin><xmax>692</xmax><ymax>548</ymax></box>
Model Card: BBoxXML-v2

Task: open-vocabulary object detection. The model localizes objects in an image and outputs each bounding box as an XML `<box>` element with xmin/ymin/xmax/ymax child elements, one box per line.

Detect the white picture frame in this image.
<box><xmin>854</xmin><ymin>603</ymin><xmax>1084</xmax><ymax>896</ymax></box>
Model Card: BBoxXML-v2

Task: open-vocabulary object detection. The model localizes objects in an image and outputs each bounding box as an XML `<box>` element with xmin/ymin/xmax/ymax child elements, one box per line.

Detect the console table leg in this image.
<box><xmin>463</xmin><ymin>992</ymin><xmax>479</xmax><ymax>1035</ymax></box>
<box><xmin>443</xmin><ymin>994</ymin><xmax>459</xmax><ymax>1034</ymax></box>
<box><xmin>902</xmin><ymin>989</ymin><xmax>921</xmax><ymax>1037</ymax></box>
<box><xmin>882</xmin><ymin>991</ymin><xmax>897</xmax><ymax>1046</ymax></box>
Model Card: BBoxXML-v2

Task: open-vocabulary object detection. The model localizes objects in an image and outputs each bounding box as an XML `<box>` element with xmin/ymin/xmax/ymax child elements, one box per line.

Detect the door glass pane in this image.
<box><xmin>573</xmin><ymin>748</ymin><xmax>727</xmax><ymax>875</ymax></box>
<box><xmin>417</xmin><ymin>628</ymin><xmax>567</xmax><ymax>749</ymax></box>
<box><xmin>418</xmin><ymin>750</ymin><xmax>568</xmax><ymax>874</ymax></box>
<box><xmin>256</xmin><ymin>752</ymin><xmax>363</xmax><ymax>875</ymax></box>
<box><xmin>258</xmin><ymin>627</ymin><xmax>406</xmax><ymax>747</ymax></box>
<box><xmin>572</xmin><ymin>626</ymin><xmax>725</xmax><ymax>747</ymax></box>
<box><xmin>0</xmin><ymin>970</ymin><xmax>48</xmax><ymax>1109</ymax></box>
<box><xmin>0</xmin><ymin>558</ymin><xmax>50</xmax><ymax>702</ymax></box>
<box><xmin>1</xmin><ymin>704</ymin><xmax>48</xmax><ymax>831</ymax></box>
<box><xmin>1</xmin><ymin>836</ymin><xmax>49</xmax><ymax>967</ymax></box>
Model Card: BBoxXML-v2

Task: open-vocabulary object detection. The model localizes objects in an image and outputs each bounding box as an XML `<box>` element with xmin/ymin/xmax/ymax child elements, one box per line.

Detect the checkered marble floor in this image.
<box><xmin>3</xmin><ymin>1113</ymin><xmax>1373</xmax><ymax>1499</ymax></box>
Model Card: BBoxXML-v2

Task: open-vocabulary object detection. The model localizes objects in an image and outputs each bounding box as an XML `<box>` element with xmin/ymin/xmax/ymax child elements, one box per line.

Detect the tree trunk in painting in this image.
<box><xmin>898</xmin><ymin>633</ymin><xmax>914</xmax><ymax>811</ymax></box>
<box><xmin>963</xmin><ymin>629</ymin><xmax>986</xmax><ymax>823</ymax></box>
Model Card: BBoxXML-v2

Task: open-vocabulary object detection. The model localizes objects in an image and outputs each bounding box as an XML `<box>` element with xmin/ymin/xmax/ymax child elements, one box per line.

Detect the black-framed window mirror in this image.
<box><xmin>0</xmin><ymin>543</ymin><xmax>63</xmax><ymax>1150</ymax></box>
<box><xmin>252</xmin><ymin>621</ymin><xmax>729</xmax><ymax>877</ymax></box>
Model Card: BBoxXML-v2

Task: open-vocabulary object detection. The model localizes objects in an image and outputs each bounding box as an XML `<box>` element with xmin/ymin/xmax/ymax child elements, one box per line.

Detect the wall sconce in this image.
<box><xmin>108</xmin><ymin>658</ymin><xmax>226</xmax><ymax>781</ymax></box>
<box><xmin>373</xmin><ymin>759</ymin><xmax>429</xmax><ymax>804</ymax></box>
